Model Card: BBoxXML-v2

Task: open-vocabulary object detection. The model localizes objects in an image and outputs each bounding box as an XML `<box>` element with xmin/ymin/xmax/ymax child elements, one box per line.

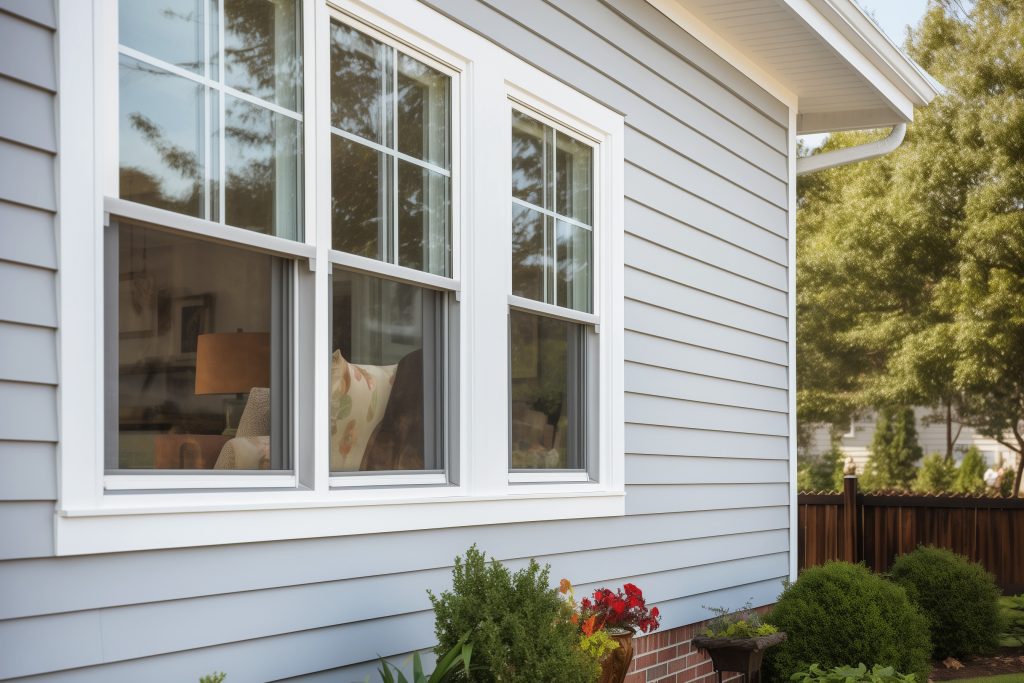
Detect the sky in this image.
<box><xmin>799</xmin><ymin>0</ymin><xmax>931</xmax><ymax>149</ymax></box>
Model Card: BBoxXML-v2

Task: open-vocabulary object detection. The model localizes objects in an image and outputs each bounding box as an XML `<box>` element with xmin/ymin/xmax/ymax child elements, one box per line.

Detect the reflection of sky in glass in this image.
<box><xmin>119</xmin><ymin>56</ymin><xmax>203</xmax><ymax>204</ymax></box>
<box><xmin>119</xmin><ymin>0</ymin><xmax>204</xmax><ymax>74</ymax></box>
<box><xmin>331</xmin><ymin>21</ymin><xmax>388</xmax><ymax>144</ymax></box>
<box><xmin>223</xmin><ymin>0</ymin><xmax>301</xmax><ymax>110</ymax></box>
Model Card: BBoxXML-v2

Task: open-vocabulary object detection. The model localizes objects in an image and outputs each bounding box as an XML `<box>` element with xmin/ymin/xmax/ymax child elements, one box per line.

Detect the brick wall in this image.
<box><xmin>625</xmin><ymin>608</ymin><xmax>773</xmax><ymax>683</ymax></box>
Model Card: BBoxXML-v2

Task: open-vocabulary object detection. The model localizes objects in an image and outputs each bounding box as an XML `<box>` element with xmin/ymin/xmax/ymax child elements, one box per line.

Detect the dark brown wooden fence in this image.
<box><xmin>798</xmin><ymin>476</ymin><xmax>1024</xmax><ymax>594</ymax></box>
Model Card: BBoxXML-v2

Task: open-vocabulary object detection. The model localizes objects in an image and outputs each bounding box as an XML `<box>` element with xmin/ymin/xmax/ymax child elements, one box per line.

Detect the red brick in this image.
<box><xmin>647</xmin><ymin>664</ymin><xmax>668</xmax><ymax>681</ymax></box>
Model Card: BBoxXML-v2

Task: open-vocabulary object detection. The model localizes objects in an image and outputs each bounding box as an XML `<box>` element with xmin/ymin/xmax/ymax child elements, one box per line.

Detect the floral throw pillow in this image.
<box><xmin>329</xmin><ymin>350</ymin><xmax>398</xmax><ymax>471</ymax></box>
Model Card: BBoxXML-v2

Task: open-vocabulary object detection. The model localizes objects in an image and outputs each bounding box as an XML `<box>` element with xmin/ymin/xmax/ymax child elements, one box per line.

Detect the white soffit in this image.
<box><xmin>654</xmin><ymin>0</ymin><xmax>942</xmax><ymax>134</ymax></box>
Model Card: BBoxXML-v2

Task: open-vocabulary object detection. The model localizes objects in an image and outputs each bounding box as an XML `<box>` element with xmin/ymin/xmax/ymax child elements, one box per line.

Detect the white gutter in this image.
<box><xmin>796</xmin><ymin>123</ymin><xmax>906</xmax><ymax>175</ymax></box>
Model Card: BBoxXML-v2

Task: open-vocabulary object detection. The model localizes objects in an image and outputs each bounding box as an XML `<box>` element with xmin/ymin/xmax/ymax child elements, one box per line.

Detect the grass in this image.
<box><xmin>949</xmin><ymin>675</ymin><xmax>1024</xmax><ymax>683</ymax></box>
<box><xmin>1000</xmin><ymin>595</ymin><xmax>1024</xmax><ymax>648</ymax></box>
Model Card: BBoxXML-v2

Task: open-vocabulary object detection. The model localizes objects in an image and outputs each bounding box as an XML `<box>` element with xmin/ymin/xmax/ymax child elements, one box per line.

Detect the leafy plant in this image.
<box><xmin>953</xmin><ymin>447</ymin><xmax>987</xmax><ymax>495</ymax></box>
<box><xmin>428</xmin><ymin>545</ymin><xmax>598</xmax><ymax>682</ymax></box>
<box><xmin>889</xmin><ymin>546</ymin><xmax>1003</xmax><ymax>658</ymax></box>
<box><xmin>702</xmin><ymin>601</ymin><xmax>778</xmax><ymax>639</ymax></box>
<box><xmin>912</xmin><ymin>453</ymin><xmax>956</xmax><ymax>493</ymax></box>
<box><xmin>790</xmin><ymin>663</ymin><xmax>917</xmax><ymax>683</ymax></box>
<box><xmin>1000</xmin><ymin>595</ymin><xmax>1024</xmax><ymax>647</ymax></box>
<box><xmin>199</xmin><ymin>674</ymin><xmax>226</xmax><ymax>683</ymax></box>
<box><xmin>376</xmin><ymin>636</ymin><xmax>473</xmax><ymax>683</ymax></box>
<box><xmin>559</xmin><ymin>579</ymin><xmax>619</xmax><ymax>664</ymax></box>
<box><xmin>764</xmin><ymin>562</ymin><xmax>931</xmax><ymax>683</ymax></box>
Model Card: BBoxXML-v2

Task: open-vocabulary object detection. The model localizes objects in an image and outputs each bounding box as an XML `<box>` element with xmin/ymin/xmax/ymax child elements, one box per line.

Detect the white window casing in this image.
<box><xmin>55</xmin><ymin>0</ymin><xmax>625</xmax><ymax>555</ymax></box>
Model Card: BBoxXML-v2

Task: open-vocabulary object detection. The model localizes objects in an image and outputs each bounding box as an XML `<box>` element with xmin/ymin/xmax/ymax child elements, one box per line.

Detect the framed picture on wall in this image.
<box><xmin>172</xmin><ymin>294</ymin><xmax>213</xmax><ymax>356</ymax></box>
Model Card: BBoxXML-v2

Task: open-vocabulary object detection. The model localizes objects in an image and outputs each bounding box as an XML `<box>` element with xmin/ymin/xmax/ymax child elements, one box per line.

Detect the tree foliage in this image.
<box><xmin>913</xmin><ymin>453</ymin><xmax>956</xmax><ymax>494</ymax></box>
<box><xmin>862</xmin><ymin>407</ymin><xmax>922</xmax><ymax>490</ymax></box>
<box><xmin>954</xmin><ymin>446</ymin><xmax>987</xmax><ymax>494</ymax></box>
<box><xmin>798</xmin><ymin>0</ymin><xmax>1024</xmax><ymax>495</ymax></box>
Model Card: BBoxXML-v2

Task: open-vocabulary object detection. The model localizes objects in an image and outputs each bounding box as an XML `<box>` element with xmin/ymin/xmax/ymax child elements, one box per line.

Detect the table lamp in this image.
<box><xmin>195</xmin><ymin>331</ymin><xmax>270</xmax><ymax>436</ymax></box>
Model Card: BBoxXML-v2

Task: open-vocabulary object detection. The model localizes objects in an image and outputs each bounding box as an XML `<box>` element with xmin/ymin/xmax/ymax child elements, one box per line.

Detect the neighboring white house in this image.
<box><xmin>0</xmin><ymin>0</ymin><xmax>939</xmax><ymax>679</ymax></box>
<box><xmin>806</xmin><ymin>408</ymin><xmax>1023</xmax><ymax>485</ymax></box>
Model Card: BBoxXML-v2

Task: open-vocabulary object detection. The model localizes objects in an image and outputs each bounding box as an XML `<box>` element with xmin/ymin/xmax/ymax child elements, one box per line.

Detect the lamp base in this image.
<box><xmin>222</xmin><ymin>394</ymin><xmax>248</xmax><ymax>437</ymax></box>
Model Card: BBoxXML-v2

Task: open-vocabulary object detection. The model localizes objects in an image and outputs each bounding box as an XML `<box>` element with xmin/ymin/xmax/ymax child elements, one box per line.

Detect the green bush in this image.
<box><xmin>790</xmin><ymin>663</ymin><xmax>916</xmax><ymax>683</ymax></box>
<box><xmin>377</xmin><ymin>635</ymin><xmax>473</xmax><ymax>683</ymax></box>
<box><xmin>428</xmin><ymin>545</ymin><xmax>598</xmax><ymax>682</ymax></box>
<box><xmin>954</xmin><ymin>447</ymin><xmax>987</xmax><ymax>495</ymax></box>
<box><xmin>912</xmin><ymin>453</ymin><xmax>955</xmax><ymax>493</ymax></box>
<box><xmin>889</xmin><ymin>546</ymin><xmax>1002</xmax><ymax>658</ymax></box>
<box><xmin>765</xmin><ymin>562</ymin><xmax>931</xmax><ymax>683</ymax></box>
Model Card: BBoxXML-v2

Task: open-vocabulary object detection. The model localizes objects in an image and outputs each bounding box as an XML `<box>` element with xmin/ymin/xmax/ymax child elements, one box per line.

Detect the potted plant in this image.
<box><xmin>692</xmin><ymin>602</ymin><xmax>785</xmax><ymax>683</ymax></box>
<box><xmin>561</xmin><ymin>579</ymin><xmax>661</xmax><ymax>683</ymax></box>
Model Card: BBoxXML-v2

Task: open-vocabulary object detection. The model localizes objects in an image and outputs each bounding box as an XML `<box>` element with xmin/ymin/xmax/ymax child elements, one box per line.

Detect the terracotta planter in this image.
<box><xmin>692</xmin><ymin>632</ymin><xmax>786</xmax><ymax>683</ymax></box>
<box><xmin>598</xmin><ymin>628</ymin><xmax>635</xmax><ymax>683</ymax></box>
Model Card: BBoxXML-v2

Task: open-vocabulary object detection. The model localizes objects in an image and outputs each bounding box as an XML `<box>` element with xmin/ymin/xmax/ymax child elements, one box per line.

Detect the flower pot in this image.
<box><xmin>598</xmin><ymin>628</ymin><xmax>635</xmax><ymax>683</ymax></box>
<box><xmin>691</xmin><ymin>632</ymin><xmax>786</xmax><ymax>683</ymax></box>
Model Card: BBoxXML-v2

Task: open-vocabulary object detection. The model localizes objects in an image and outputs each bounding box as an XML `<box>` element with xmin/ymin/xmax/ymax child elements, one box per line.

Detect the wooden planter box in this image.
<box><xmin>692</xmin><ymin>632</ymin><xmax>787</xmax><ymax>683</ymax></box>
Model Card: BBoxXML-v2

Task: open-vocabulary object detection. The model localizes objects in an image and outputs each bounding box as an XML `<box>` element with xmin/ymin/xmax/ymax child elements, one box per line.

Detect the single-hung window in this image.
<box><xmin>107</xmin><ymin>0</ymin><xmax>306</xmax><ymax>481</ymax></box>
<box><xmin>327</xmin><ymin>16</ymin><xmax>457</xmax><ymax>481</ymax></box>
<box><xmin>509</xmin><ymin>108</ymin><xmax>596</xmax><ymax>475</ymax></box>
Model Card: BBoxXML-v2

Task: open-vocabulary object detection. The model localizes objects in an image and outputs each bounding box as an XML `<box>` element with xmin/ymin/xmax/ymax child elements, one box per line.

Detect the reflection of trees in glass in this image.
<box><xmin>121</xmin><ymin>110</ymin><xmax>204</xmax><ymax>217</ymax></box>
<box><xmin>224</xmin><ymin>0</ymin><xmax>301</xmax><ymax>108</ymax></box>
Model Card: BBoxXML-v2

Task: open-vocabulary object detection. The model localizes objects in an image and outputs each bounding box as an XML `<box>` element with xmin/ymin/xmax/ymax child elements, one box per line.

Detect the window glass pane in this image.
<box><xmin>511</xmin><ymin>204</ymin><xmax>549</xmax><ymax>303</ymax></box>
<box><xmin>555</xmin><ymin>219</ymin><xmax>592</xmax><ymax>313</ymax></box>
<box><xmin>510</xmin><ymin>311</ymin><xmax>585</xmax><ymax>470</ymax></box>
<box><xmin>511</xmin><ymin>110</ymin><xmax>545</xmax><ymax>207</ymax></box>
<box><xmin>225</xmin><ymin>95</ymin><xmax>302</xmax><ymax>239</ymax></box>
<box><xmin>332</xmin><ymin>135</ymin><xmax>390</xmax><ymax>260</ymax></box>
<box><xmin>397</xmin><ymin>54</ymin><xmax>449</xmax><ymax>169</ymax></box>
<box><xmin>119</xmin><ymin>0</ymin><xmax>204</xmax><ymax>74</ymax></box>
<box><xmin>330</xmin><ymin>20</ymin><xmax>390</xmax><ymax>145</ymax></box>
<box><xmin>110</xmin><ymin>223</ymin><xmax>288</xmax><ymax>471</ymax></box>
<box><xmin>223</xmin><ymin>0</ymin><xmax>302</xmax><ymax>111</ymax></box>
<box><xmin>555</xmin><ymin>132</ymin><xmax>593</xmax><ymax>225</ymax></box>
<box><xmin>397</xmin><ymin>160</ymin><xmax>450</xmax><ymax>276</ymax></box>
<box><xmin>120</xmin><ymin>55</ymin><xmax>205</xmax><ymax>218</ymax></box>
<box><xmin>330</xmin><ymin>269</ymin><xmax>445</xmax><ymax>473</ymax></box>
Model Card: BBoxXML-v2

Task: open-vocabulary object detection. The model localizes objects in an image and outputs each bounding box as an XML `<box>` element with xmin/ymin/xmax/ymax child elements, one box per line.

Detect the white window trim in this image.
<box><xmin>54</xmin><ymin>0</ymin><xmax>624</xmax><ymax>556</ymax></box>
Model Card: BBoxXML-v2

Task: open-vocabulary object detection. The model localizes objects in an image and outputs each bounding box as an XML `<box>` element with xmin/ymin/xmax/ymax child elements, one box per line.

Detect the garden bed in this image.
<box><xmin>930</xmin><ymin>647</ymin><xmax>1024</xmax><ymax>681</ymax></box>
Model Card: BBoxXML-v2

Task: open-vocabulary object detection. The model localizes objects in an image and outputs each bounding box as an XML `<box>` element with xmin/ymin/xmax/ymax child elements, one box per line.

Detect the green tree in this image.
<box><xmin>862</xmin><ymin>407</ymin><xmax>922</xmax><ymax>490</ymax></box>
<box><xmin>913</xmin><ymin>453</ymin><xmax>955</xmax><ymax>494</ymax></box>
<box><xmin>954</xmin><ymin>446</ymin><xmax>987</xmax><ymax>495</ymax></box>
<box><xmin>798</xmin><ymin>441</ymin><xmax>845</xmax><ymax>492</ymax></box>
<box><xmin>798</xmin><ymin>0</ymin><xmax>1024</xmax><ymax>497</ymax></box>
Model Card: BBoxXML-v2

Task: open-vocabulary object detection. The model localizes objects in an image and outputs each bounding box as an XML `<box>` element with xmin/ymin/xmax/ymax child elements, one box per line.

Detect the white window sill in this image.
<box><xmin>54</xmin><ymin>490</ymin><xmax>625</xmax><ymax>555</ymax></box>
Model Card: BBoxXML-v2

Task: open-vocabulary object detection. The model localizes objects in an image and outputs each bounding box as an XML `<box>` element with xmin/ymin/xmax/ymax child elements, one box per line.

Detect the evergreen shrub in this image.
<box><xmin>889</xmin><ymin>546</ymin><xmax>1003</xmax><ymax>658</ymax></box>
<box><xmin>428</xmin><ymin>545</ymin><xmax>598</xmax><ymax>682</ymax></box>
<box><xmin>765</xmin><ymin>562</ymin><xmax>931</xmax><ymax>683</ymax></box>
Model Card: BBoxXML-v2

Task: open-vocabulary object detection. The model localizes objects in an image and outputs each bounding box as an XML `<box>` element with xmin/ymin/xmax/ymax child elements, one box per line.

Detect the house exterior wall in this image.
<box><xmin>0</xmin><ymin>0</ymin><xmax>794</xmax><ymax>679</ymax></box>
<box><xmin>806</xmin><ymin>407</ymin><xmax>1022</xmax><ymax>478</ymax></box>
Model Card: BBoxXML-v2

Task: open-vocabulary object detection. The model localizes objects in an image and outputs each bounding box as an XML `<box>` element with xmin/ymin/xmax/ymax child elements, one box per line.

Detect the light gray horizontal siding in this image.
<box><xmin>0</xmin><ymin>442</ymin><xmax>56</xmax><ymax>500</ymax></box>
<box><xmin>0</xmin><ymin>10</ymin><xmax>55</xmax><ymax>91</ymax></box>
<box><xmin>0</xmin><ymin>0</ymin><xmax>795</xmax><ymax>678</ymax></box>
<box><xmin>0</xmin><ymin>77</ymin><xmax>56</xmax><ymax>152</ymax></box>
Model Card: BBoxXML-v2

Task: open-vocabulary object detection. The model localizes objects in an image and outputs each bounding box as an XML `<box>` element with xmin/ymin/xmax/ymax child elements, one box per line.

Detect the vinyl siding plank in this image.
<box><xmin>0</xmin><ymin>139</ymin><xmax>56</xmax><ymax>212</ymax></box>
<box><xmin>626</xmin><ymin>165</ymin><xmax>788</xmax><ymax>264</ymax></box>
<box><xmin>17</xmin><ymin>530</ymin><xmax>789</xmax><ymax>670</ymax></box>
<box><xmin>625</xmin><ymin>330</ymin><xmax>788</xmax><ymax>389</ymax></box>
<box><xmin>0</xmin><ymin>0</ymin><xmax>56</xmax><ymax>28</ymax></box>
<box><xmin>626</xmin><ymin>234</ymin><xmax>787</xmax><ymax>314</ymax></box>
<box><xmin>0</xmin><ymin>441</ymin><xmax>56</xmax><ymax>500</ymax></box>
<box><xmin>624</xmin><ymin>482</ymin><xmax>790</xmax><ymax>514</ymax></box>
<box><xmin>626</xmin><ymin>392</ymin><xmax>789</xmax><ymax>436</ymax></box>
<box><xmin>0</xmin><ymin>322</ymin><xmax>57</xmax><ymax>384</ymax></box>
<box><xmin>0</xmin><ymin>76</ymin><xmax>56</xmax><ymax>152</ymax></box>
<box><xmin>627</xmin><ymin>423</ymin><xmax>789</xmax><ymax>459</ymax></box>
<box><xmin>626</xmin><ymin>453</ymin><xmax>790</xmax><ymax>484</ymax></box>
<box><xmin>552</xmin><ymin>0</ymin><xmax>787</xmax><ymax>148</ymax></box>
<box><xmin>625</xmin><ymin>303</ymin><xmax>788</xmax><ymax>365</ymax></box>
<box><xmin>0</xmin><ymin>200</ymin><xmax>57</xmax><ymax>269</ymax></box>
<box><xmin>600</xmin><ymin>0</ymin><xmax>788</xmax><ymax>122</ymax></box>
<box><xmin>0</xmin><ymin>500</ymin><xmax>53</xmax><ymax>559</ymax></box>
<box><xmin>625</xmin><ymin>200</ymin><xmax>787</xmax><ymax>286</ymax></box>
<box><xmin>627</xmin><ymin>268</ymin><xmax>788</xmax><ymax>340</ymax></box>
<box><xmin>627</xmin><ymin>126</ymin><xmax>788</xmax><ymax>221</ymax></box>
<box><xmin>625</xmin><ymin>361</ymin><xmax>788</xmax><ymax>413</ymax></box>
<box><xmin>421</xmin><ymin>0</ymin><xmax>787</xmax><ymax>184</ymax></box>
<box><xmin>0</xmin><ymin>261</ymin><xmax>57</xmax><ymax>327</ymax></box>
<box><xmin>490</xmin><ymin>0</ymin><xmax>786</xmax><ymax>161</ymax></box>
<box><xmin>0</xmin><ymin>610</ymin><xmax>102</xmax><ymax>680</ymax></box>
<box><xmin>0</xmin><ymin>381</ymin><xmax>57</xmax><ymax>442</ymax></box>
<box><xmin>0</xmin><ymin>507</ymin><xmax>791</xmax><ymax>619</ymax></box>
<box><xmin>0</xmin><ymin>11</ymin><xmax>55</xmax><ymax>91</ymax></box>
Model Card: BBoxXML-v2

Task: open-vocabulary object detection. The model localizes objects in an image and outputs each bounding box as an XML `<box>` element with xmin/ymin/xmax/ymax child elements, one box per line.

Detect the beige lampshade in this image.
<box><xmin>194</xmin><ymin>332</ymin><xmax>270</xmax><ymax>395</ymax></box>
